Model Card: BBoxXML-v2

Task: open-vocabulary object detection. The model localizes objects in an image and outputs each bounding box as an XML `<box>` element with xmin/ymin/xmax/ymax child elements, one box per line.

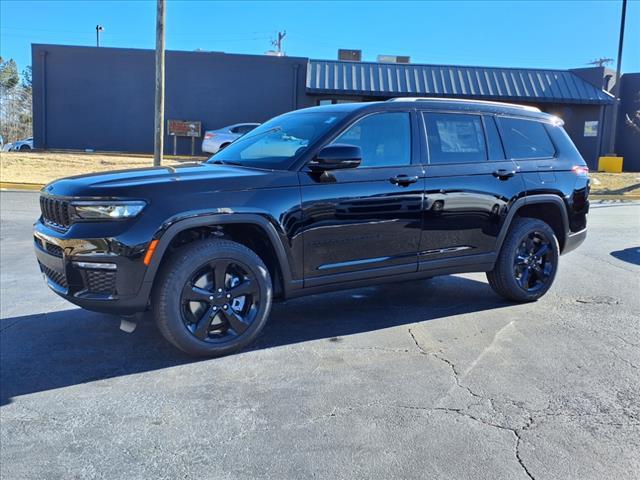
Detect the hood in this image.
<box><xmin>43</xmin><ymin>162</ymin><xmax>298</xmax><ymax>198</ymax></box>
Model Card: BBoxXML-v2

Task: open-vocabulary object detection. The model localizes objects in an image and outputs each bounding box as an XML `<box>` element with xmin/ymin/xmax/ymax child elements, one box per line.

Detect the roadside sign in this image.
<box><xmin>167</xmin><ymin>120</ymin><xmax>201</xmax><ymax>156</ymax></box>
<box><xmin>168</xmin><ymin>120</ymin><xmax>201</xmax><ymax>137</ymax></box>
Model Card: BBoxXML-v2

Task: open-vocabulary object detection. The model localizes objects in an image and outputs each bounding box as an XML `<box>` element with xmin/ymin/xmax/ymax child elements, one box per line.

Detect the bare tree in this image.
<box><xmin>0</xmin><ymin>57</ymin><xmax>32</xmax><ymax>143</ymax></box>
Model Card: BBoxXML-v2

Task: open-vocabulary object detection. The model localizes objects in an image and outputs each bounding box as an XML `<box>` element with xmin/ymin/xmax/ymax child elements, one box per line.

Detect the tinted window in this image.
<box><xmin>498</xmin><ymin>117</ymin><xmax>555</xmax><ymax>159</ymax></box>
<box><xmin>483</xmin><ymin>116</ymin><xmax>505</xmax><ymax>160</ymax></box>
<box><xmin>234</xmin><ymin>125</ymin><xmax>257</xmax><ymax>135</ymax></box>
<box><xmin>423</xmin><ymin>113</ymin><xmax>487</xmax><ymax>164</ymax></box>
<box><xmin>332</xmin><ymin>112</ymin><xmax>411</xmax><ymax>168</ymax></box>
<box><xmin>210</xmin><ymin>112</ymin><xmax>346</xmax><ymax>170</ymax></box>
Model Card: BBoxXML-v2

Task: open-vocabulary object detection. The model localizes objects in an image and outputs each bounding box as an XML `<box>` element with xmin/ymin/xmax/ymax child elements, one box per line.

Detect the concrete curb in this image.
<box><xmin>0</xmin><ymin>182</ymin><xmax>44</xmax><ymax>191</ymax></box>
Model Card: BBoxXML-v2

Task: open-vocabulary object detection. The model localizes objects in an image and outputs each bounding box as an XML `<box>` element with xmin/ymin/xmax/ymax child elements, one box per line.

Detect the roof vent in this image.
<box><xmin>338</xmin><ymin>49</ymin><xmax>362</xmax><ymax>62</ymax></box>
<box><xmin>377</xmin><ymin>55</ymin><xmax>410</xmax><ymax>64</ymax></box>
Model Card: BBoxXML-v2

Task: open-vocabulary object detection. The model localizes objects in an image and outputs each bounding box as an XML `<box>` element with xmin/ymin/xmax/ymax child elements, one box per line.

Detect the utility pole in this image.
<box><xmin>154</xmin><ymin>0</ymin><xmax>165</xmax><ymax>166</ymax></box>
<box><xmin>272</xmin><ymin>31</ymin><xmax>286</xmax><ymax>55</ymax></box>
<box><xmin>607</xmin><ymin>0</ymin><xmax>627</xmax><ymax>154</ymax></box>
<box><xmin>96</xmin><ymin>25</ymin><xmax>103</xmax><ymax>47</ymax></box>
<box><xmin>587</xmin><ymin>57</ymin><xmax>613</xmax><ymax>67</ymax></box>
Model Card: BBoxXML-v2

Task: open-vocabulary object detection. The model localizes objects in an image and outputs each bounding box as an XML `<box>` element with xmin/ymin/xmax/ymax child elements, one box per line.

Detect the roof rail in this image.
<box><xmin>387</xmin><ymin>97</ymin><xmax>541</xmax><ymax>112</ymax></box>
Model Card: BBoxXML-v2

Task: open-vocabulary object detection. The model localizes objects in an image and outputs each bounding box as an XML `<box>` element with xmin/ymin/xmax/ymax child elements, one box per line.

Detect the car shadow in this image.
<box><xmin>610</xmin><ymin>247</ymin><xmax>640</xmax><ymax>266</ymax></box>
<box><xmin>1</xmin><ymin>275</ymin><xmax>512</xmax><ymax>406</ymax></box>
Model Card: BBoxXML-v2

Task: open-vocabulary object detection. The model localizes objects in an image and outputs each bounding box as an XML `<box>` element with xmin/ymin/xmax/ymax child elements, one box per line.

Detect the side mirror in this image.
<box><xmin>309</xmin><ymin>144</ymin><xmax>361</xmax><ymax>171</ymax></box>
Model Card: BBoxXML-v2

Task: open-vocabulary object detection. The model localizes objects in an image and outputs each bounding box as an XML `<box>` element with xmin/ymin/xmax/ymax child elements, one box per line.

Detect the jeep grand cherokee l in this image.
<box><xmin>34</xmin><ymin>98</ymin><xmax>589</xmax><ymax>356</ymax></box>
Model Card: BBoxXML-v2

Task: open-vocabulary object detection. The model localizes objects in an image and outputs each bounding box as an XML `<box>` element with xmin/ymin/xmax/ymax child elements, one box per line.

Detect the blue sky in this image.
<box><xmin>1</xmin><ymin>0</ymin><xmax>638</xmax><ymax>76</ymax></box>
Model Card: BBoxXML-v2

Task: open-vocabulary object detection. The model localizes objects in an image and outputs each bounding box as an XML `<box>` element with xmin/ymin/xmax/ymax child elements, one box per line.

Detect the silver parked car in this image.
<box><xmin>201</xmin><ymin>123</ymin><xmax>260</xmax><ymax>154</ymax></box>
<box><xmin>5</xmin><ymin>136</ymin><xmax>33</xmax><ymax>151</ymax></box>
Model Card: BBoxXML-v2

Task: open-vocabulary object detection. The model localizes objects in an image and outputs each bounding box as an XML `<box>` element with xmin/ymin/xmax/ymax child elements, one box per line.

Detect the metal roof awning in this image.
<box><xmin>306</xmin><ymin>60</ymin><xmax>613</xmax><ymax>105</ymax></box>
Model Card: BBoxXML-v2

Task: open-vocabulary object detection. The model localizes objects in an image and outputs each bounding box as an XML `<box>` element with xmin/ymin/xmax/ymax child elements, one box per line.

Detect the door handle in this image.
<box><xmin>493</xmin><ymin>169</ymin><xmax>516</xmax><ymax>180</ymax></box>
<box><xmin>389</xmin><ymin>175</ymin><xmax>419</xmax><ymax>187</ymax></box>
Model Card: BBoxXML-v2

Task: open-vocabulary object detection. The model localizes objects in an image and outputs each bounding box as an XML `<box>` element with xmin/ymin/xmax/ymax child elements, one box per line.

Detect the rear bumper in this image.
<box><xmin>562</xmin><ymin>228</ymin><xmax>587</xmax><ymax>255</ymax></box>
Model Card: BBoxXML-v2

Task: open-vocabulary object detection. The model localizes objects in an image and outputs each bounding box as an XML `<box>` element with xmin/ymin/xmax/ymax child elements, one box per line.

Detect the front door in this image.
<box><xmin>299</xmin><ymin>111</ymin><xmax>424</xmax><ymax>286</ymax></box>
<box><xmin>419</xmin><ymin>112</ymin><xmax>525</xmax><ymax>264</ymax></box>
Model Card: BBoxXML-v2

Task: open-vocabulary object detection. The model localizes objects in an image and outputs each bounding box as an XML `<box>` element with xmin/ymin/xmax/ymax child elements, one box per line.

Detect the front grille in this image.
<box><xmin>40</xmin><ymin>263</ymin><xmax>68</xmax><ymax>289</ymax></box>
<box><xmin>85</xmin><ymin>270</ymin><xmax>116</xmax><ymax>294</ymax></box>
<box><xmin>40</xmin><ymin>196</ymin><xmax>71</xmax><ymax>229</ymax></box>
<box><xmin>45</xmin><ymin>242</ymin><xmax>63</xmax><ymax>257</ymax></box>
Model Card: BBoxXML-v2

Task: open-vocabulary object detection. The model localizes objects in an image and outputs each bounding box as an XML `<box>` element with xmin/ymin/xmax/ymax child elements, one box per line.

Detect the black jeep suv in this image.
<box><xmin>34</xmin><ymin>98</ymin><xmax>589</xmax><ymax>356</ymax></box>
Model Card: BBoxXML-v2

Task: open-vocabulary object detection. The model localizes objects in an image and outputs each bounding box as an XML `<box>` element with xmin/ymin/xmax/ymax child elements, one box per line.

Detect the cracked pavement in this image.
<box><xmin>1</xmin><ymin>191</ymin><xmax>639</xmax><ymax>480</ymax></box>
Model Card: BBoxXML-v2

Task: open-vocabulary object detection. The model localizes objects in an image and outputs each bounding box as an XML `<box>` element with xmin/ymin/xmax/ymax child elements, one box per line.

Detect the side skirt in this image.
<box><xmin>284</xmin><ymin>253</ymin><xmax>496</xmax><ymax>300</ymax></box>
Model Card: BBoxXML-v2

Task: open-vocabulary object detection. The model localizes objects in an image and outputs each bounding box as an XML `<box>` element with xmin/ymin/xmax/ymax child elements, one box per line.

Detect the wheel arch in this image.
<box><xmin>143</xmin><ymin>213</ymin><xmax>294</xmax><ymax>300</ymax></box>
<box><xmin>496</xmin><ymin>195</ymin><xmax>569</xmax><ymax>255</ymax></box>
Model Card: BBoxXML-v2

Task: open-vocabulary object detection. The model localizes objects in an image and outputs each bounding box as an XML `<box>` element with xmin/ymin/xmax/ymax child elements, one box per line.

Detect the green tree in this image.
<box><xmin>22</xmin><ymin>65</ymin><xmax>32</xmax><ymax>90</ymax></box>
<box><xmin>0</xmin><ymin>58</ymin><xmax>20</xmax><ymax>90</ymax></box>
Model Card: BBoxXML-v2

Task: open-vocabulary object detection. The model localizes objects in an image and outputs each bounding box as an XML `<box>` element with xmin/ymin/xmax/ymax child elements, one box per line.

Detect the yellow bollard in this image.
<box><xmin>598</xmin><ymin>156</ymin><xmax>624</xmax><ymax>173</ymax></box>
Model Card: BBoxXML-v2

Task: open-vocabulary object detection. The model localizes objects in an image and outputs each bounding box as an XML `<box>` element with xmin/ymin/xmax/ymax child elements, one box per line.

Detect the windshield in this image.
<box><xmin>207</xmin><ymin>111</ymin><xmax>346</xmax><ymax>170</ymax></box>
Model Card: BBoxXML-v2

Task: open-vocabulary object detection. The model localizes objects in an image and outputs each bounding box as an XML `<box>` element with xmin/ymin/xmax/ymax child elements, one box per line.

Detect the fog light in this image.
<box><xmin>73</xmin><ymin>261</ymin><xmax>117</xmax><ymax>270</ymax></box>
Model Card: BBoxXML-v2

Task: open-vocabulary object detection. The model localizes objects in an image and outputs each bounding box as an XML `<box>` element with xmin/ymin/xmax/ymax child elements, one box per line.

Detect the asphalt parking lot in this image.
<box><xmin>1</xmin><ymin>190</ymin><xmax>639</xmax><ymax>480</ymax></box>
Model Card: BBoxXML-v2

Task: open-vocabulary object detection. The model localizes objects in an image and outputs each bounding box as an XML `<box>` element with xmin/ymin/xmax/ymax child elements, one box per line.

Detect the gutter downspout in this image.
<box><xmin>292</xmin><ymin>64</ymin><xmax>299</xmax><ymax>110</ymax></box>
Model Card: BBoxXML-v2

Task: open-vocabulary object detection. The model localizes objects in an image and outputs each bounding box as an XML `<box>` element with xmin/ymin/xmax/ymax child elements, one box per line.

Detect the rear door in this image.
<box><xmin>299</xmin><ymin>110</ymin><xmax>424</xmax><ymax>285</ymax></box>
<box><xmin>419</xmin><ymin>111</ymin><xmax>525</xmax><ymax>265</ymax></box>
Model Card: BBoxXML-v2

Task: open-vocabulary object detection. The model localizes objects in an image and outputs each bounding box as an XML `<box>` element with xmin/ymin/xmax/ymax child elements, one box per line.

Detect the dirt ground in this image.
<box><xmin>1</xmin><ymin>151</ymin><xmax>639</xmax><ymax>195</ymax></box>
<box><xmin>0</xmin><ymin>151</ymin><xmax>207</xmax><ymax>185</ymax></box>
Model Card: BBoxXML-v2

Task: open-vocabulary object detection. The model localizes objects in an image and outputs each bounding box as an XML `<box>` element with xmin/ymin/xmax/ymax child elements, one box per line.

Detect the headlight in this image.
<box><xmin>71</xmin><ymin>201</ymin><xmax>147</xmax><ymax>220</ymax></box>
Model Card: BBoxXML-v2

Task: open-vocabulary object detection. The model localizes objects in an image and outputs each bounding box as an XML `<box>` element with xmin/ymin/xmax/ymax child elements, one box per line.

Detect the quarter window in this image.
<box><xmin>332</xmin><ymin>112</ymin><xmax>411</xmax><ymax>168</ymax></box>
<box><xmin>423</xmin><ymin>113</ymin><xmax>487</xmax><ymax>164</ymax></box>
<box><xmin>497</xmin><ymin>117</ymin><xmax>555</xmax><ymax>159</ymax></box>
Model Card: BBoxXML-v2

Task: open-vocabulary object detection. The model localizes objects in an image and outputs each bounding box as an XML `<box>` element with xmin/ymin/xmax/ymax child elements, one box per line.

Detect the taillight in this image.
<box><xmin>572</xmin><ymin>165</ymin><xmax>589</xmax><ymax>176</ymax></box>
<box><xmin>204</xmin><ymin>133</ymin><xmax>216</xmax><ymax>140</ymax></box>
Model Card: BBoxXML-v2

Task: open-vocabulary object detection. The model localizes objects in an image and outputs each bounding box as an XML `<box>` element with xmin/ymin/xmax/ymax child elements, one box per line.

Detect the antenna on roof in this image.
<box><xmin>587</xmin><ymin>57</ymin><xmax>614</xmax><ymax>67</ymax></box>
<box><xmin>271</xmin><ymin>31</ymin><xmax>287</xmax><ymax>56</ymax></box>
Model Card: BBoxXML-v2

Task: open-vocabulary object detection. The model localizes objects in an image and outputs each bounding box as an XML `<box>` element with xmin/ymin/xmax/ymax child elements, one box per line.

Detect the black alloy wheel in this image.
<box><xmin>487</xmin><ymin>217</ymin><xmax>559</xmax><ymax>302</ymax></box>
<box><xmin>153</xmin><ymin>239</ymin><xmax>272</xmax><ymax>356</ymax></box>
<box><xmin>181</xmin><ymin>258</ymin><xmax>260</xmax><ymax>342</ymax></box>
<box><xmin>513</xmin><ymin>231</ymin><xmax>554</xmax><ymax>293</ymax></box>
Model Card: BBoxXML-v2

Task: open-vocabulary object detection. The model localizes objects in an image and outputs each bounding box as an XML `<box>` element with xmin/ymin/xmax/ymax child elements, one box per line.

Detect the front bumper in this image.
<box><xmin>561</xmin><ymin>228</ymin><xmax>587</xmax><ymax>255</ymax></box>
<box><xmin>34</xmin><ymin>227</ymin><xmax>151</xmax><ymax>314</ymax></box>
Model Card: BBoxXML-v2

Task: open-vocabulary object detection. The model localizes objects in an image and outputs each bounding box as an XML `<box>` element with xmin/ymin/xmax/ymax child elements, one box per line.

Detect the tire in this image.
<box><xmin>19</xmin><ymin>145</ymin><xmax>31</xmax><ymax>151</ymax></box>
<box><xmin>487</xmin><ymin>217</ymin><xmax>559</xmax><ymax>302</ymax></box>
<box><xmin>218</xmin><ymin>143</ymin><xmax>230</xmax><ymax>151</ymax></box>
<box><xmin>152</xmin><ymin>239</ymin><xmax>273</xmax><ymax>356</ymax></box>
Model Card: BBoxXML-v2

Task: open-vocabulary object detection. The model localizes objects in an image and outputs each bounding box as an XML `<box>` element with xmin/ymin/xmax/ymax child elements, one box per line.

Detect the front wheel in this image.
<box><xmin>152</xmin><ymin>239</ymin><xmax>272</xmax><ymax>356</ymax></box>
<box><xmin>487</xmin><ymin>218</ymin><xmax>559</xmax><ymax>302</ymax></box>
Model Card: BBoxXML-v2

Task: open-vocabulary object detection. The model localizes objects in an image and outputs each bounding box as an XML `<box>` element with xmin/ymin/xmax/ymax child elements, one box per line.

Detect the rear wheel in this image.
<box><xmin>19</xmin><ymin>144</ymin><xmax>31</xmax><ymax>151</ymax></box>
<box><xmin>218</xmin><ymin>142</ymin><xmax>231</xmax><ymax>151</ymax></box>
<box><xmin>153</xmin><ymin>239</ymin><xmax>272</xmax><ymax>356</ymax></box>
<box><xmin>487</xmin><ymin>218</ymin><xmax>559</xmax><ymax>302</ymax></box>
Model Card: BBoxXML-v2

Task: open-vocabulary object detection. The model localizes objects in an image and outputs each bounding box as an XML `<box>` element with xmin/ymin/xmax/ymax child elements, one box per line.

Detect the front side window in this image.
<box><xmin>331</xmin><ymin>112</ymin><xmax>411</xmax><ymax>168</ymax></box>
<box><xmin>423</xmin><ymin>113</ymin><xmax>487</xmax><ymax>164</ymax></box>
<box><xmin>209</xmin><ymin>112</ymin><xmax>346</xmax><ymax>170</ymax></box>
<box><xmin>497</xmin><ymin>117</ymin><xmax>556</xmax><ymax>159</ymax></box>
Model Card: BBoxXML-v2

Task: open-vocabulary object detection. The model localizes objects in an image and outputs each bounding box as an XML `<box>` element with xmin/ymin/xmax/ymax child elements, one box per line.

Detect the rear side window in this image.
<box><xmin>498</xmin><ymin>117</ymin><xmax>556</xmax><ymax>159</ymax></box>
<box><xmin>423</xmin><ymin>113</ymin><xmax>487</xmax><ymax>164</ymax></box>
<box><xmin>332</xmin><ymin>112</ymin><xmax>411</xmax><ymax>168</ymax></box>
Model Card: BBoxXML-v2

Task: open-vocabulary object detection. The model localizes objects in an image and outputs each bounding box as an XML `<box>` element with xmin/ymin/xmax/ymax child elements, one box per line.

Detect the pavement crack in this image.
<box><xmin>408</xmin><ymin>326</ymin><xmax>536</xmax><ymax>479</ymax></box>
